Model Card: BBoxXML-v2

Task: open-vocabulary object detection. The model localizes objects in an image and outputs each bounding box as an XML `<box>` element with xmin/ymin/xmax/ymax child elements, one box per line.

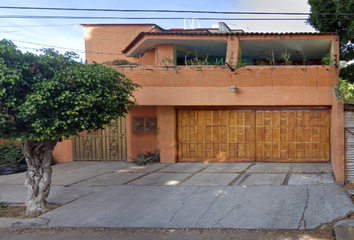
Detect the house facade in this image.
<box><xmin>52</xmin><ymin>23</ymin><xmax>345</xmax><ymax>183</ymax></box>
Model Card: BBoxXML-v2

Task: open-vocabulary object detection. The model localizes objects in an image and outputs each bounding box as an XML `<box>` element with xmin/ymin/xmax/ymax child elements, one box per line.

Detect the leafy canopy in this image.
<box><xmin>0</xmin><ymin>39</ymin><xmax>140</xmax><ymax>142</ymax></box>
<box><xmin>308</xmin><ymin>0</ymin><xmax>354</xmax><ymax>82</ymax></box>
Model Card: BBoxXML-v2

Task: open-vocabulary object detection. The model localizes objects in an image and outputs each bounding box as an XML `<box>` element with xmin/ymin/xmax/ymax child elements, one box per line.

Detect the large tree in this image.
<box><xmin>308</xmin><ymin>0</ymin><xmax>354</xmax><ymax>82</ymax></box>
<box><xmin>0</xmin><ymin>40</ymin><xmax>140</xmax><ymax>215</ymax></box>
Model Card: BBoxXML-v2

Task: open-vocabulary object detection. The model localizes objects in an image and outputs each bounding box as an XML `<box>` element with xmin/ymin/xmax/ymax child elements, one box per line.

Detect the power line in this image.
<box><xmin>0</xmin><ymin>15</ymin><xmax>310</xmax><ymax>20</ymax></box>
<box><xmin>11</xmin><ymin>39</ymin><xmax>84</xmax><ymax>52</ymax></box>
<box><xmin>11</xmin><ymin>39</ymin><xmax>124</xmax><ymax>56</ymax></box>
<box><xmin>1</xmin><ymin>15</ymin><xmax>348</xmax><ymax>21</ymax></box>
<box><xmin>1</xmin><ymin>6</ymin><xmax>354</xmax><ymax>17</ymax></box>
<box><xmin>0</xmin><ymin>24</ymin><xmax>80</xmax><ymax>28</ymax></box>
<box><xmin>0</xmin><ymin>6</ymin><xmax>313</xmax><ymax>15</ymax></box>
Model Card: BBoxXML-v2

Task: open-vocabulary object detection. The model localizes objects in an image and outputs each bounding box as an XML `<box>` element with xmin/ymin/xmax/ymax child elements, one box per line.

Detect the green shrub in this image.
<box><xmin>0</xmin><ymin>141</ymin><xmax>24</xmax><ymax>167</ymax></box>
<box><xmin>112</xmin><ymin>59</ymin><xmax>138</xmax><ymax>65</ymax></box>
<box><xmin>322</xmin><ymin>53</ymin><xmax>334</xmax><ymax>65</ymax></box>
<box><xmin>132</xmin><ymin>150</ymin><xmax>160</xmax><ymax>166</ymax></box>
<box><xmin>0</xmin><ymin>200</ymin><xmax>7</xmax><ymax>209</ymax></box>
<box><xmin>237</xmin><ymin>59</ymin><xmax>248</xmax><ymax>67</ymax></box>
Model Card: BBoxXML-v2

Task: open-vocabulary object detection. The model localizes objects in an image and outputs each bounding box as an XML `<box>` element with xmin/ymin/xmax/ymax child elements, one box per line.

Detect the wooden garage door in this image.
<box><xmin>177</xmin><ymin>109</ymin><xmax>329</xmax><ymax>162</ymax></box>
<box><xmin>178</xmin><ymin>110</ymin><xmax>255</xmax><ymax>162</ymax></box>
<box><xmin>255</xmin><ymin>109</ymin><xmax>329</xmax><ymax>162</ymax></box>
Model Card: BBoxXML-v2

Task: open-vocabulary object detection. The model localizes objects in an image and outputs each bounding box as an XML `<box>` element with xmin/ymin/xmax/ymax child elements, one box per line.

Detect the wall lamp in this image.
<box><xmin>229</xmin><ymin>86</ymin><xmax>238</xmax><ymax>93</ymax></box>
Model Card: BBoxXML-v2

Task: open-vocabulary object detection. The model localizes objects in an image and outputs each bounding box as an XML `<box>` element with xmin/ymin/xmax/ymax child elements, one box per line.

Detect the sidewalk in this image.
<box><xmin>0</xmin><ymin>162</ymin><xmax>353</xmax><ymax>231</ymax></box>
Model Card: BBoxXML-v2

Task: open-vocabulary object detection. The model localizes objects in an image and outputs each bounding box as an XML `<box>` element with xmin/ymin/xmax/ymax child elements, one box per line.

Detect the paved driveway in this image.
<box><xmin>0</xmin><ymin>162</ymin><xmax>353</xmax><ymax>230</ymax></box>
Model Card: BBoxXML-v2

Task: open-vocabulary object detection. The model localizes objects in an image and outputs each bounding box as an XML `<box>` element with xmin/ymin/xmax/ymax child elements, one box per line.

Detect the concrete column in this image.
<box><xmin>155</xmin><ymin>44</ymin><xmax>175</xmax><ymax>66</ymax></box>
<box><xmin>225</xmin><ymin>35</ymin><xmax>240</xmax><ymax>67</ymax></box>
<box><xmin>156</xmin><ymin>106</ymin><xmax>176</xmax><ymax>163</ymax></box>
<box><xmin>331</xmin><ymin>88</ymin><xmax>345</xmax><ymax>183</ymax></box>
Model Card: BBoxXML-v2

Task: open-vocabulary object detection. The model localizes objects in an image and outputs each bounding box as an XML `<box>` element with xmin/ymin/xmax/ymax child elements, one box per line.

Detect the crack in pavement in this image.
<box><xmin>162</xmin><ymin>187</ymin><xmax>201</xmax><ymax>228</ymax></box>
<box><xmin>211</xmin><ymin>187</ymin><xmax>249</xmax><ymax>228</ymax></box>
<box><xmin>157</xmin><ymin>185</ymin><xmax>218</xmax><ymax>197</ymax></box>
<box><xmin>43</xmin><ymin>217</ymin><xmax>51</xmax><ymax>226</ymax></box>
<box><xmin>192</xmin><ymin>187</ymin><xmax>221</xmax><ymax>196</ymax></box>
<box><xmin>157</xmin><ymin>186</ymin><xmax>192</xmax><ymax>197</ymax></box>
<box><xmin>193</xmin><ymin>186</ymin><xmax>228</xmax><ymax>228</ymax></box>
<box><xmin>316</xmin><ymin>210</ymin><xmax>354</xmax><ymax>230</ymax></box>
<box><xmin>298</xmin><ymin>187</ymin><xmax>309</xmax><ymax>230</ymax></box>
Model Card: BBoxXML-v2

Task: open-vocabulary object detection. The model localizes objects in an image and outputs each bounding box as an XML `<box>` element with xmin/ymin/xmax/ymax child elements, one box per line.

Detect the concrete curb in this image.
<box><xmin>0</xmin><ymin>215</ymin><xmax>352</xmax><ymax>240</ymax></box>
<box><xmin>334</xmin><ymin>219</ymin><xmax>354</xmax><ymax>240</ymax></box>
<box><xmin>0</xmin><ymin>217</ymin><xmax>49</xmax><ymax>228</ymax></box>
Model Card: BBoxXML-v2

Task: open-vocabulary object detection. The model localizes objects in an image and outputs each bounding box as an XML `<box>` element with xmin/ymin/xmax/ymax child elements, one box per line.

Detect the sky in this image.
<box><xmin>0</xmin><ymin>0</ymin><xmax>316</xmax><ymax>61</ymax></box>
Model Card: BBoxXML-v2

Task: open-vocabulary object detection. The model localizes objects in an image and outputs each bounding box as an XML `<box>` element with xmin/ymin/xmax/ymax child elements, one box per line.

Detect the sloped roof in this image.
<box><xmin>122</xmin><ymin>31</ymin><xmax>335</xmax><ymax>54</ymax></box>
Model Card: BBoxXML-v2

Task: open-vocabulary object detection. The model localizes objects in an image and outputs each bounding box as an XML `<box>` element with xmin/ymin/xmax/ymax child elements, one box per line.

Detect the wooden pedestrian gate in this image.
<box><xmin>73</xmin><ymin>118</ymin><xmax>127</xmax><ymax>161</ymax></box>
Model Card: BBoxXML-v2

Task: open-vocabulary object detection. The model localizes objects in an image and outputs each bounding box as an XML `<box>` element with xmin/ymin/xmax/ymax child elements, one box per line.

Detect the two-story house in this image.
<box><xmin>53</xmin><ymin>23</ymin><xmax>344</xmax><ymax>183</ymax></box>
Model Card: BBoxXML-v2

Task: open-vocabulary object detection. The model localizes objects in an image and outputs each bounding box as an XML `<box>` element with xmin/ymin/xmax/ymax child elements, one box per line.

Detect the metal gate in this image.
<box><xmin>73</xmin><ymin>118</ymin><xmax>127</xmax><ymax>161</ymax></box>
<box><xmin>345</xmin><ymin>128</ymin><xmax>354</xmax><ymax>181</ymax></box>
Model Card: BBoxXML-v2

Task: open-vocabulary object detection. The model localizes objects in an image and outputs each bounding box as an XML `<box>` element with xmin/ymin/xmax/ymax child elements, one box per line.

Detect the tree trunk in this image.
<box><xmin>22</xmin><ymin>139</ymin><xmax>57</xmax><ymax>216</ymax></box>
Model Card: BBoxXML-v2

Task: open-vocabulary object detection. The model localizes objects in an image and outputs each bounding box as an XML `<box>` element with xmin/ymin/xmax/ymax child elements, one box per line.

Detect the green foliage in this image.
<box><xmin>132</xmin><ymin>150</ymin><xmax>160</xmax><ymax>166</ymax></box>
<box><xmin>237</xmin><ymin>59</ymin><xmax>248</xmax><ymax>67</ymax></box>
<box><xmin>0</xmin><ymin>201</ymin><xmax>7</xmax><ymax>209</ymax></box>
<box><xmin>322</xmin><ymin>53</ymin><xmax>334</xmax><ymax>65</ymax></box>
<box><xmin>185</xmin><ymin>57</ymin><xmax>224</xmax><ymax>66</ymax></box>
<box><xmin>112</xmin><ymin>59</ymin><xmax>137</xmax><ymax>65</ymax></box>
<box><xmin>161</xmin><ymin>57</ymin><xmax>175</xmax><ymax>66</ymax></box>
<box><xmin>0</xmin><ymin>141</ymin><xmax>24</xmax><ymax>166</ymax></box>
<box><xmin>308</xmin><ymin>0</ymin><xmax>354</xmax><ymax>81</ymax></box>
<box><xmin>340</xmin><ymin>63</ymin><xmax>354</xmax><ymax>82</ymax></box>
<box><xmin>280</xmin><ymin>51</ymin><xmax>292</xmax><ymax>65</ymax></box>
<box><xmin>132</xmin><ymin>154</ymin><xmax>147</xmax><ymax>166</ymax></box>
<box><xmin>339</xmin><ymin>78</ymin><xmax>354</xmax><ymax>103</ymax></box>
<box><xmin>0</xmin><ymin>39</ymin><xmax>141</xmax><ymax>142</ymax></box>
<box><xmin>208</xmin><ymin>58</ymin><xmax>224</xmax><ymax>66</ymax></box>
<box><xmin>185</xmin><ymin>58</ymin><xmax>209</xmax><ymax>66</ymax></box>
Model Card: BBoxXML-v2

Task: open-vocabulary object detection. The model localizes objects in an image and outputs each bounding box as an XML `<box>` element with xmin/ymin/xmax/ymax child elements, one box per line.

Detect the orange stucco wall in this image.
<box><xmin>156</xmin><ymin>106</ymin><xmax>177</xmax><ymax>163</ymax></box>
<box><xmin>126</xmin><ymin>106</ymin><xmax>157</xmax><ymax>162</ymax></box>
<box><xmin>117</xmin><ymin>65</ymin><xmax>342</xmax><ymax>179</ymax></box>
<box><xmin>155</xmin><ymin>44</ymin><xmax>175</xmax><ymax>66</ymax></box>
<box><xmin>83</xmin><ymin>24</ymin><xmax>163</xmax><ymax>64</ymax></box>
<box><xmin>52</xmin><ymin>139</ymin><xmax>73</xmax><ymax>163</ymax></box>
<box><xmin>117</xmin><ymin>66</ymin><xmax>337</xmax><ymax>106</ymax></box>
<box><xmin>125</xmin><ymin>106</ymin><xmax>177</xmax><ymax>162</ymax></box>
<box><xmin>137</xmin><ymin>49</ymin><xmax>155</xmax><ymax>65</ymax></box>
